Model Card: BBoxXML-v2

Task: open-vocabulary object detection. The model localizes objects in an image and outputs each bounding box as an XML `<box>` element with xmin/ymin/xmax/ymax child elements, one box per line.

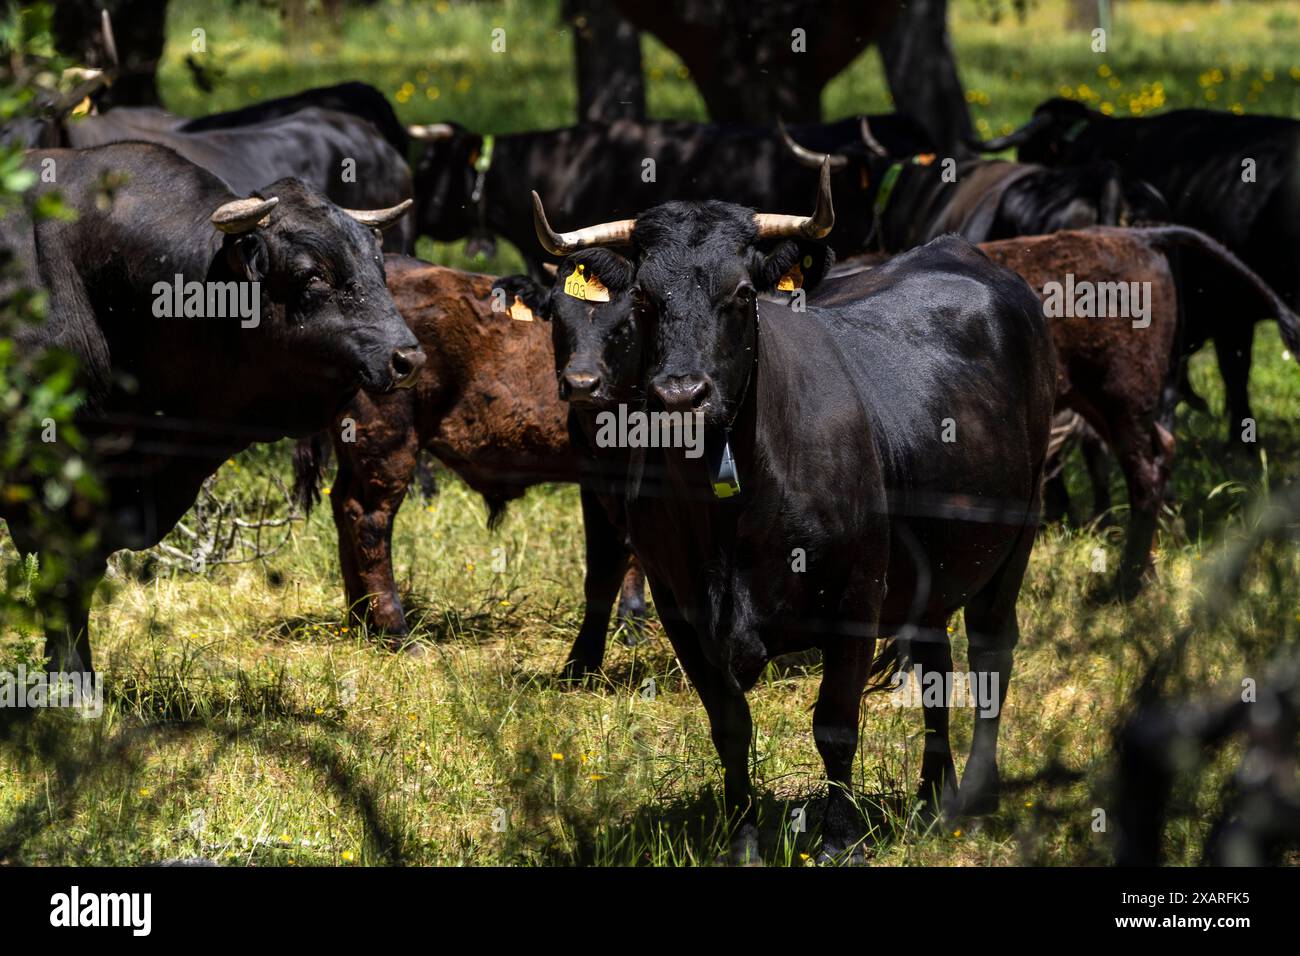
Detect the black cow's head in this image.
<box><xmin>530</xmin><ymin>161</ymin><xmax>835</xmax><ymax>433</ymax></box>
<box><xmin>205</xmin><ymin>178</ymin><xmax>424</xmax><ymax>418</ymax></box>
<box><xmin>973</xmin><ymin>97</ymin><xmax>1099</xmax><ymax>164</ymax></box>
<box><xmin>408</xmin><ymin>120</ymin><xmax>483</xmax><ymax>241</ymax></box>
<box><xmin>778</xmin><ymin>117</ymin><xmax>914</xmax><ymax>251</ymax></box>
<box><xmin>493</xmin><ymin>249</ymin><xmax>641</xmax><ymax>409</ymax></box>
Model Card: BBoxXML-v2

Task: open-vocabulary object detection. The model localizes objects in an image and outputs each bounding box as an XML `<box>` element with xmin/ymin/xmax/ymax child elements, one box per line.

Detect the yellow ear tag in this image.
<box><xmin>563</xmin><ymin>264</ymin><xmax>611</xmax><ymax>302</ymax></box>
<box><xmin>776</xmin><ymin>263</ymin><xmax>803</xmax><ymax>292</ymax></box>
<box><xmin>915</xmin><ymin>153</ymin><xmax>937</xmax><ymax>166</ymax></box>
<box><xmin>509</xmin><ymin>295</ymin><xmax>535</xmax><ymax>322</ymax></box>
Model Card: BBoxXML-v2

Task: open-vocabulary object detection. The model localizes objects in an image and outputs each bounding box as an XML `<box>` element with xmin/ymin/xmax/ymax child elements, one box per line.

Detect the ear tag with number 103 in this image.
<box><xmin>563</xmin><ymin>264</ymin><xmax>610</xmax><ymax>302</ymax></box>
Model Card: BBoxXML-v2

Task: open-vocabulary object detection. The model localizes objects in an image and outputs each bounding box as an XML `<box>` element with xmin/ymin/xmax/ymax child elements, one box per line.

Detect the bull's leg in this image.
<box><xmin>957</xmin><ymin>519</ymin><xmax>1035</xmax><ymax>817</ymax></box>
<box><xmin>699</xmin><ymin>678</ymin><xmax>758</xmax><ymax>864</ymax></box>
<box><xmin>614</xmin><ymin>559</ymin><xmax>647</xmax><ymax>646</ymax></box>
<box><xmin>562</xmin><ymin>490</ymin><xmax>634</xmax><ymax>680</ymax></box>
<box><xmin>330</xmin><ymin>429</ymin><xmax>419</xmax><ymax>644</ymax></box>
<box><xmin>911</xmin><ymin>630</ymin><xmax>960</xmax><ymax>820</ymax></box>
<box><xmin>1213</xmin><ymin>326</ymin><xmax>1255</xmax><ymax>449</ymax></box>
<box><xmin>1080</xmin><ymin>428</ymin><xmax>1114</xmax><ymax>523</ymax></box>
<box><xmin>1113</xmin><ymin>418</ymin><xmax>1174</xmax><ymax>599</ymax></box>
<box><xmin>1042</xmin><ymin>470</ymin><xmax>1072</xmax><ymax>526</ymax></box>
<box><xmin>653</xmin><ymin>584</ymin><xmax>758</xmax><ymax>864</ymax></box>
<box><xmin>814</xmin><ymin>638</ymin><xmax>874</xmax><ymax>861</ymax></box>
<box><xmin>43</xmin><ymin>560</ymin><xmax>101</xmax><ymax>676</ymax></box>
<box><xmin>6</xmin><ymin>520</ymin><xmax>99</xmax><ymax>675</ymax></box>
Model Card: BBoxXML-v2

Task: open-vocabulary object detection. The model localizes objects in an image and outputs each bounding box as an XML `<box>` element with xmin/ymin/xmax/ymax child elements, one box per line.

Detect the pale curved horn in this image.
<box><xmin>211</xmin><ymin>196</ymin><xmax>279</xmax><ymax>234</ymax></box>
<box><xmin>859</xmin><ymin>116</ymin><xmax>889</xmax><ymax>158</ymax></box>
<box><xmin>407</xmin><ymin>123</ymin><xmax>456</xmax><ymax>141</ymax></box>
<box><xmin>101</xmin><ymin>9</ymin><xmax>120</xmax><ymax>69</ymax></box>
<box><xmin>777</xmin><ymin>118</ymin><xmax>847</xmax><ymax>171</ymax></box>
<box><xmin>753</xmin><ymin>157</ymin><xmax>835</xmax><ymax>240</ymax></box>
<box><xmin>342</xmin><ymin>198</ymin><xmax>413</xmax><ymax>231</ymax></box>
<box><xmin>532</xmin><ymin>191</ymin><xmax>635</xmax><ymax>255</ymax></box>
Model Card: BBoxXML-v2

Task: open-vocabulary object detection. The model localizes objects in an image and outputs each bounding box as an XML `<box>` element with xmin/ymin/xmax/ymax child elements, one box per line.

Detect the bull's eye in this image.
<box><xmin>298</xmin><ymin>274</ymin><xmax>330</xmax><ymax>300</ymax></box>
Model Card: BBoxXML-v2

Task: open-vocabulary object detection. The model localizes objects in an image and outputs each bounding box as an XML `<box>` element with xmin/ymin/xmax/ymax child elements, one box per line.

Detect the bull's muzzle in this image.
<box><xmin>561</xmin><ymin>369</ymin><xmax>602</xmax><ymax>404</ymax></box>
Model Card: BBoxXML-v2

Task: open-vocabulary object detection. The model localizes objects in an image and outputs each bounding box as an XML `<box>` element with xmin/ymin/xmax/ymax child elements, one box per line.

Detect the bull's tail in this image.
<box><xmin>292</xmin><ymin>434</ymin><xmax>333</xmax><ymax>515</ymax></box>
<box><xmin>865</xmin><ymin>637</ymin><xmax>907</xmax><ymax>694</ymax></box>
<box><xmin>1135</xmin><ymin>225</ymin><xmax>1300</xmax><ymax>356</ymax></box>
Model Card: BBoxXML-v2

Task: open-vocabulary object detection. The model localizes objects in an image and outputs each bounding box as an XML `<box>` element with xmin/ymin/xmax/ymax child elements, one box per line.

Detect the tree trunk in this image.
<box><xmin>613</xmin><ymin>0</ymin><xmax>898</xmax><ymax>124</ymax></box>
<box><xmin>53</xmin><ymin>0</ymin><xmax>169</xmax><ymax>108</ymax></box>
<box><xmin>565</xmin><ymin>1</ymin><xmax>646</xmax><ymax>122</ymax></box>
<box><xmin>879</xmin><ymin>0</ymin><xmax>974</xmax><ymax>158</ymax></box>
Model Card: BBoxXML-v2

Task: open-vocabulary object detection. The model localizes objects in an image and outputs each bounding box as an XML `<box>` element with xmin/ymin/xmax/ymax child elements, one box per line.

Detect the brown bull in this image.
<box><xmin>293</xmin><ymin>255</ymin><xmax>645</xmax><ymax>676</ymax></box>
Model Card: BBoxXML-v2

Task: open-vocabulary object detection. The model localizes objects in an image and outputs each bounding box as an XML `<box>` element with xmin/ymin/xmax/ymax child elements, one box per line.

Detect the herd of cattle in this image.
<box><xmin>4</xmin><ymin>52</ymin><xmax>1300</xmax><ymax>862</ymax></box>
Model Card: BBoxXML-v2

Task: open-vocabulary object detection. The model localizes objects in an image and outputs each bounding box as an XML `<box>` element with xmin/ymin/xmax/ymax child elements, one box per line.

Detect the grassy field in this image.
<box><xmin>1</xmin><ymin>0</ymin><xmax>1299</xmax><ymax>865</ymax></box>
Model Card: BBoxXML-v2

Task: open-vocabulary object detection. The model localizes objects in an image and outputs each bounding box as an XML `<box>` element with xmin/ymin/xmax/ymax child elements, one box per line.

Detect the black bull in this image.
<box><xmin>411</xmin><ymin>113</ymin><xmax>934</xmax><ymax>273</ymax></box>
<box><xmin>1</xmin><ymin>95</ymin><xmax>414</xmax><ymax>254</ymax></box>
<box><xmin>976</xmin><ymin>97</ymin><xmax>1300</xmax><ymax>439</ymax></box>
<box><xmin>779</xmin><ymin>124</ymin><xmax>1170</xmax><ymax>248</ymax></box>
<box><xmin>0</xmin><ymin>142</ymin><xmax>422</xmax><ymax>674</ymax></box>
<box><xmin>513</xmin><ymin>164</ymin><xmax>1058</xmax><ymax>862</ymax></box>
<box><xmin>177</xmin><ymin>81</ymin><xmax>411</xmax><ymax>157</ymax></box>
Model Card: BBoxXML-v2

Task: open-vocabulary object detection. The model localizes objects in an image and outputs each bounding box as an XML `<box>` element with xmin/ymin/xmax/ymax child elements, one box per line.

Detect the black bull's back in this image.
<box><xmin>629</xmin><ymin>236</ymin><xmax>1056</xmax><ymax>672</ymax></box>
<box><xmin>795</xmin><ymin>237</ymin><xmax>1056</xmax><ymax>638</ymax></box>
<box><xmin>64</xmin><ymin>107</ymin><xmax>414</xmax><ymax>253</ymax></box>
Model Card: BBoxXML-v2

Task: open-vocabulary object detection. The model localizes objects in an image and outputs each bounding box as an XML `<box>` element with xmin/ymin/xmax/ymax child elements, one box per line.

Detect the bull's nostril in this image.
<box><xmin>390</xmin><ymin>346</ymin><xmax>425</xmax><ymax>388</ymax></box>
<box><xmin>564</xmin><ymin>371</ymin><xmax>600</xmax><ymax>399</ymax></box>
<box><xmin>653</xmin><ymin>377</ymin><xmax>708</xmax><ymax>413</ymax></box>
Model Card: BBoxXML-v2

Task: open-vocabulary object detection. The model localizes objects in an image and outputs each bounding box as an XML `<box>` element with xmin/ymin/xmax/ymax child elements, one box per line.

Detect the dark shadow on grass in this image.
<box><xmin>0</xmin><ymin>664</ymin><xmax>411</xmax><ymax>865</ymax></box>
<box><xmin>518</xmin><ymin>783</ymin><xmax>914</xmax><ymax>866</ymax></box>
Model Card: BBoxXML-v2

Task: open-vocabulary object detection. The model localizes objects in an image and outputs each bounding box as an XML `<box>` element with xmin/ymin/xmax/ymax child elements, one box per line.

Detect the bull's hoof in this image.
<box><xmin>558</xmin><ymin>656</ymin><xmax>598</xmax><ymax>685</ymax></box>
<box><xmin>955</xmin><ymin>765</ymin><xmax>1001</xmax><ymax>817</ymax></box>
<box><xmin>617</xmin><ymin>618</ymin><xmax>648</xmax><ymax>647</ymax></box>
<box><xmin>718</xmin><ymin>824</ymin><xmax>762</xmax><ymax>866</ymax></box>
<box><xmin>616</xmin><ymin>605</ymin><xmax>649</xmax><ymax>647</ymax></box>
<box><xmin>816</xmin><ymin>843</ymin><xmax>870</xmax><ymax>866</ymax></box>
<box><xmin>397</xmin><ymin>641</ymin><xmax>429</xmax><ymax>660</ymax></box>
<box><xmin>381</xmin><ymin>632</ymin><xmax>423</xmax><ymax>657</ymax></box>
<box><xmin>913</xmin><ymin>770</ymin><xmax>960</xmax><ymax>828</ymax></box>
<box><xmin>1087</xmin><ymin>571</ymin><xmax>1148</xmax><ymax>606</ymax></box>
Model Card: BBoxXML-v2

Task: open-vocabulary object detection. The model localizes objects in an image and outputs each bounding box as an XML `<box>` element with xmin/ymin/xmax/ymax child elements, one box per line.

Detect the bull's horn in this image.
<box><xmin>753</xmin><ymin>157</ymin><xmax>835</xmax><ymax>240</ymax></box>
<box><xmin>859</xmin><ymin>116</ymin><xmax>889</xmax><ymax>158</ymax></box>
<box><xmin>777</xmin><ymin>119</ymin><xmax>847</xmax><ymax>171</ymax></box>
<box><xmin>532</xmin><ymin>191</ymin><xmax>635</xmax><ymax>255</ymax></box>
<box><xmin>969</xmin><ymin>112</ymin><xmax>1054</xmax><ymax>152</ymax></box>
<box><xmin>101</xmin><ymin>9</ymin><xmax>119</xmax><ymax>69</ymax></box>
<box><xmin>342</xmin><ymin>198</ymin><xmax>413</xmax><ymax>231</ymax></box>
<box><xmin>211</xmin><ymin>196</ymin><xmax>279</xmax><ymax>234</ymax></box>
<box><xmin>62</xmin><ymin>67</ymin><xmax>104</xmax><ymax>85</ymax></box>
<box><xmin>407</xmin><ymin>123</ymin><xmax>456</xmax><ymax>140</ymax></box>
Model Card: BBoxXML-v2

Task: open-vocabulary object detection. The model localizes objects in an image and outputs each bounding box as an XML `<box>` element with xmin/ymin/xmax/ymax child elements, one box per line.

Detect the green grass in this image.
<box><xmin>2</xmin><ymin>0</ymin><xmax>1299</xmax><ymax>866</ymax></box>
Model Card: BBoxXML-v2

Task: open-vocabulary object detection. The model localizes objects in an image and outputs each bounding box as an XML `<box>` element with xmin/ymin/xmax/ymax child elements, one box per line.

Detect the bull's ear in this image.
<box><xmin>225</xmin><ymin>233</ymin><xmax>269</xmax><ymax>283</ymax></box>
<box><xmin>492</xmin><ymin>274</ymin><xmax>551</xmax><ymax>321</ymax></box>
<box><xmin>756</xmin><ymin>240</ymin><xmax>835</xmax><ymax>294</ymax></box>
